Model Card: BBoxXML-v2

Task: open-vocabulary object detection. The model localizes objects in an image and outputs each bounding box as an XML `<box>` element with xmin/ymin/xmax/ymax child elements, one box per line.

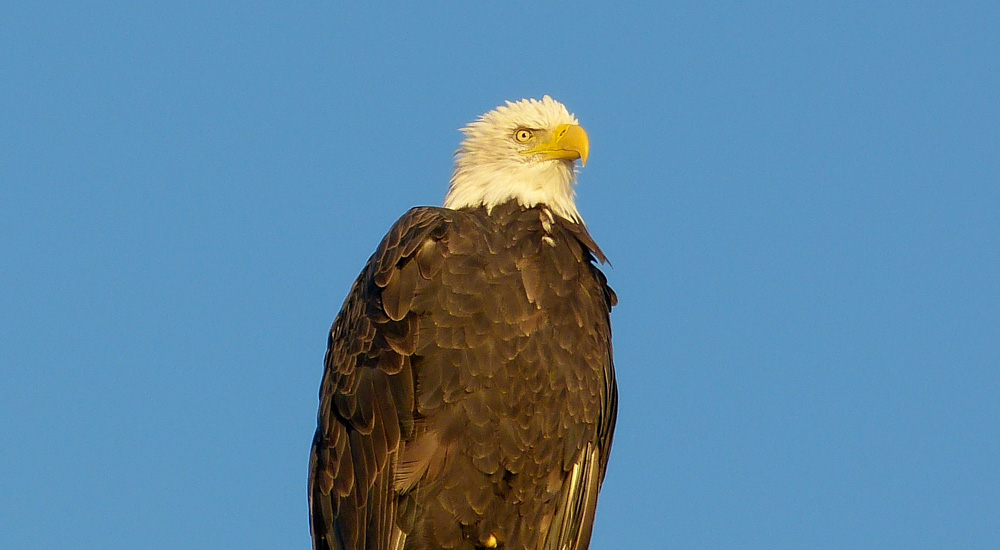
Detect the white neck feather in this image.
<box><xmin>444</xmin><ymin>155</ymin><xmax>581</xmax><ymax>223</ymax></box>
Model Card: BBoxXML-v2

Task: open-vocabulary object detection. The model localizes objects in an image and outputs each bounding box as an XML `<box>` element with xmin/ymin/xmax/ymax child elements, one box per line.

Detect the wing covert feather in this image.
<box><xmin>310</xmin><ymin>207</ymin><xmax>451</xmax><ymax>550</ymax></box>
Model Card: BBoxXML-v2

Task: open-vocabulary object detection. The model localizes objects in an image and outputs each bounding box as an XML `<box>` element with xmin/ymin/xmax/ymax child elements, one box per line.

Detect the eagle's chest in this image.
<box><xmin>389</xmin><ymin>206</ymin><xmax>614</xmax><ymax>550</ymax></box>
<box><xmin>412</xmin><ymin>206</ymin><xmax>609</xmax><ymax>443</ymax></box>
<box><xmin>456</xmin><ymin>222</ymin><xmax>606</xmax><ymax>438</ymax></box>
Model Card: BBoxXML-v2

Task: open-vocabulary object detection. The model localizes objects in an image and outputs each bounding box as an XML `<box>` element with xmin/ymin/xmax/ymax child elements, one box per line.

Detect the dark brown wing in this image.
<box><xmin>540</xmin><ymin>387</ymin><xmax>617</xmax><ymax>550</ymax></box>
<box><xmin>539</xmin><ymin>218</ymin><xmax>618</xmax><ymax>550</ymax></box>
<box><xmin>309</xmin><ymin>207</ymin><xmax>450</xmax><ymax>550</ymax></box>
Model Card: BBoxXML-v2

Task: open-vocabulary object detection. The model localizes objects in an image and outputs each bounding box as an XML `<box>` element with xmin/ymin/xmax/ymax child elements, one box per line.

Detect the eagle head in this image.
<box><xmin>444</xmin><ymin>96</ymin><xmax>589</xmax><ymax>223</ymax></box>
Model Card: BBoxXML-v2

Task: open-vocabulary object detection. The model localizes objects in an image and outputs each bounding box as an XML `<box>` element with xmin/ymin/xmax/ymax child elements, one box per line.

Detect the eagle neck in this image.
<box><xmin>444</xmin><ymin>159</ymin><xmax>582</xmax><ymax>223</ymax></box>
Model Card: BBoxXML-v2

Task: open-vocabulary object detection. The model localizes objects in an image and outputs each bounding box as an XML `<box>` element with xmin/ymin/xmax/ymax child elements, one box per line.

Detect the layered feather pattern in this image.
<box><xmin>310</xmin><ymin>201</ymin><xmax>616</xmax><ymax>550</ymax></box>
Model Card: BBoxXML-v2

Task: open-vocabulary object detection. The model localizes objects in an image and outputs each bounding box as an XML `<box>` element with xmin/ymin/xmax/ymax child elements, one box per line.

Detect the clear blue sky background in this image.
<box><xmin>2</xmin><ymin>3</ymin><xmax>998</xmax><ymax>548</ymax></box>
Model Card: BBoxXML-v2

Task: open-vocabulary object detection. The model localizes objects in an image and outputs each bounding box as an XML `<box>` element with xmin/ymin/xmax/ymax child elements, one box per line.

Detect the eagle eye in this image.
<box><xmin>513</xmin><ymin>128</ymin><xmax>533</xmax><ymax>143</ymax></box>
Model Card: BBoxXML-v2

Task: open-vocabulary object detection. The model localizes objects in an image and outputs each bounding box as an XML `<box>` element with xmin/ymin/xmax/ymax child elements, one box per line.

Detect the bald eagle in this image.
<box><xmin>310</xmin><ymin>96</ymin><xmax>617</xmax><ymax>550</ymax></box>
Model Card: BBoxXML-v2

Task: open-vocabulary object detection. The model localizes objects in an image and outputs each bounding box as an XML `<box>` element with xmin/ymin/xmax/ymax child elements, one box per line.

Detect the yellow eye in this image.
<box><xmin>514</xmin><ymin>128</ymin><xmax>533</xmax><ymax>143</ymax></box>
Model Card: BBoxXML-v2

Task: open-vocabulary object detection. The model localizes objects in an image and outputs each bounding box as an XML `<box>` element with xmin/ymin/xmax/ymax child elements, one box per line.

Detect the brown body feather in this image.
<box><xmin>310</xmin><ymin>200</ymin><xmax>617</xmax><ymax>550</ymax></box>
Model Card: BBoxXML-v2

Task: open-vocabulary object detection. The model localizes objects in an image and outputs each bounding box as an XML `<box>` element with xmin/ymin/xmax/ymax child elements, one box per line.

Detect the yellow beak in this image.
<box><xmin>523</xmin><ymin>123</ymin><xmax>590</xmax><ymax>167</ymax></box>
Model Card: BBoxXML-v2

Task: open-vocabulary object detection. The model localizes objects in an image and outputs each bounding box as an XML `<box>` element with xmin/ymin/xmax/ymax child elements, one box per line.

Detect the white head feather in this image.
<box><xmin>444</xmin><ymin>96</ymin><xmax>585</xmax><ymax>223</ymax></box>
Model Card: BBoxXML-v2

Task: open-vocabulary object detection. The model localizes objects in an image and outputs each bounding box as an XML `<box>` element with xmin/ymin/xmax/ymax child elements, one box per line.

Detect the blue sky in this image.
<box><xmin>2</xmin><ymin>2</ymin><xmax>998</xmax><ymax>548</ymax></box>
